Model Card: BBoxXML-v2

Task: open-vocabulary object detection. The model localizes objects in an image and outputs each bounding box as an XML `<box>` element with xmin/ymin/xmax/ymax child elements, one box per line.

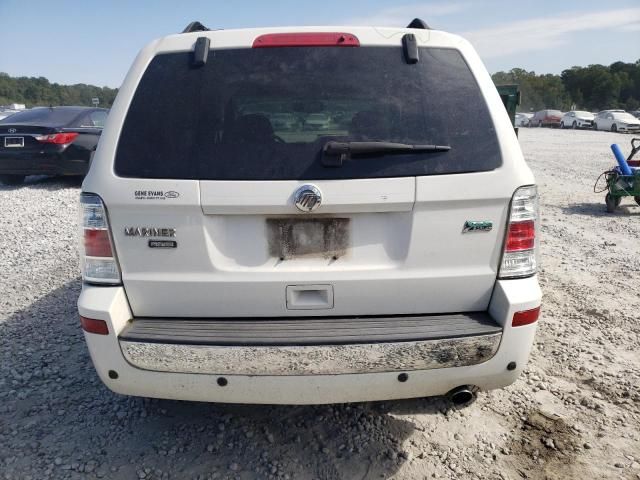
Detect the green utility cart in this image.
<box><xmin>601</xmin><ymin>138</ymin><xmax>640</xmax><ymax>213</ymax></box>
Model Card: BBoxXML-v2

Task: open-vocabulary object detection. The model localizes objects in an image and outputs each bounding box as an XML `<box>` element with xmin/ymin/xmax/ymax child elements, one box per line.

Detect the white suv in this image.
<box><xmin>78</xmin><ymin>20</ymin><xmax>541</xmax><ymax>405</ymax></box>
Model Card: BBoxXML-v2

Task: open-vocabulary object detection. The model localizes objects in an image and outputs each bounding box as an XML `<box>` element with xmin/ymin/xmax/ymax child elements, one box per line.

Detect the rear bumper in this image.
<box><xmin>77</xmin><ymin>276</ymin><xmax>541</xmax><ymax>404</ymax></box>
<box><xmin>0</xmin><ymin>152</ymin><xmax>88</xmax><ymax>175</ymax></box>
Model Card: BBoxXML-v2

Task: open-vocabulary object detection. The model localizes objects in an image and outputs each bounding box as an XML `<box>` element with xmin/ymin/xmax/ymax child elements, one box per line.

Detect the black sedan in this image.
<box><xmin>0</xmin><ymin>106</ymin><xmax>107</xmax><ymax>185</ymax></box>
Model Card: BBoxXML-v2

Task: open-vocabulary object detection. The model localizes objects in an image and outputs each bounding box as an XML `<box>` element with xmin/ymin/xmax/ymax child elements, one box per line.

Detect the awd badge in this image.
<box><xmin>462</xmin><ymin>220</ymin><xmax>493</xmax><ymax>233</ymax></box>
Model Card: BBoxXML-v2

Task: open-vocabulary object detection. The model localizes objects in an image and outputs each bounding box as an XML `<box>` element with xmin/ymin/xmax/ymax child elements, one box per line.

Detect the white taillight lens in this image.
<box><xmin>500</xmin><ymin>249</ymin><xmax>537</xmax><ymax>277</ymax></box>
<box><xmin>499</xmin><ymin>185</ymin><xmax>538</xmax><ymax>279</ymax></box>
<box><xmin>80</xmin><ymin>194</ymin><xmax>121</xmax><ymax>284</ymax></box>
<box><xmin>509</xmin><ymin>186</ymin><xmax>538</xmax><ymax>222</ymax></box>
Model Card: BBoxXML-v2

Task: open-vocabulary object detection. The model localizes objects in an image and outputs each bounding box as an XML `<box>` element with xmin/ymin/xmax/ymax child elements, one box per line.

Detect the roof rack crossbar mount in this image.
<box><xmin>192</xmin><ymin>37</ymin><xmax>210</xmax><ymax>67</ymax></box>
<box><xmin>407</xmin><ymin>18</ymin><xmax>430</xmax><ymax>30</ymax></box>
<box><xmin>182</xmin><ymin>21</ymin><xmax>210</xmax><ymax>34</ymax></box>
<box><xmin>402</xmin><ymin>34</ymin><xmax>419</xmax><ymax>64</ymax></box>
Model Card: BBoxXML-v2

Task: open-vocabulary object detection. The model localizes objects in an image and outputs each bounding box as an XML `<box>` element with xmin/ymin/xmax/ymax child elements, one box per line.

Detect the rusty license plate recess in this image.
<box><xmin>267</xmin><ymin>218</ymin><xmax>349</xmax><ymax>259</ymax></box>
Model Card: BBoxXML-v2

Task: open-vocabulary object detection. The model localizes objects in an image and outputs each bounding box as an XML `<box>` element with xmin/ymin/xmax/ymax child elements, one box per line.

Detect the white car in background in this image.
<box><xmin>515</xmin><ymin>113</ymin><xmax>533</xmax><ymax>127</ymax></box>
<box><xmin>0</xmin><ymin>104</ymin><xmax>27</xmax><ymax>121</ymax></box>
<box><xmin>594</xmin><ymin>111</ymin><xmax>640</xmax><ymax>133</ymax></box>
<box><xmin>560</xmin><ymin>111</ymin><xmax>594</xmax><ymax>129</ymax></box>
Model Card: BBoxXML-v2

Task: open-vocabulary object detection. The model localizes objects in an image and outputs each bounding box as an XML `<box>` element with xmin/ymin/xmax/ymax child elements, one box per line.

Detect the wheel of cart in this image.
<box><xmin>595</xmin><ymin>138</ymin><xmax>640</xmax><ymax>212</ymax></box>
<box><xmin>605</xmin><ymin>193</ymin><xmax>621</xmax><ymax>213</ymax></box>
<box><xmin>603</xmin><ymin>172</ymin><xmax>640</xmax><ymax>212</ymax></box>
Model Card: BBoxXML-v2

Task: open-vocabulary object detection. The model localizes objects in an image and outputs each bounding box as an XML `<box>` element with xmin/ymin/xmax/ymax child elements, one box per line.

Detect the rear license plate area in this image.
<box><xmin>267</xmin><ymin>218</ymin><xmax>349</xmax><ymax>259</ymax></box>
<box><xmin>4</xmin><ymin>137</ymin><xmax>24</xmax><ymax>148</ymax></box>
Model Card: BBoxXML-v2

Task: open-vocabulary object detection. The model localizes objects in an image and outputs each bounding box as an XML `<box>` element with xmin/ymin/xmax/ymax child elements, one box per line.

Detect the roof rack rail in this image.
<box><xmin>406</xmin><ymin>18</ymin><xmax>430</xmax><ymax>30</ymax></box>
<box><xmin>182</xmin><ymin>21</ymin><xmax>210</xmax><ymax>33</ymax></box>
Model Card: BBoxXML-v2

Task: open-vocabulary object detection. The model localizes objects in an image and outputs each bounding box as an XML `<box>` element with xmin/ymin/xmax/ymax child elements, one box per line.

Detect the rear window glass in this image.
<box><xmin>80</xmin><ymin>111</ymin><xmax>108</xmax><ymax>128</ymax></box>
<box><xmin>0</xmin><ymin>108</ymin><xmax>81</xmax><ymax>126</ymax></box>
<box><xmin>115</xmin><ymin>47</ymin><xmax>501</xmax><ymax>180</ymax></box>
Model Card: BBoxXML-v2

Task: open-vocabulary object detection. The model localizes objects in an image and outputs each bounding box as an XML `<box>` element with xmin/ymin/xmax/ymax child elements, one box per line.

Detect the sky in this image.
<box><xmin>0</xmin><ymin>0</ymin><xmax>639</xmax><ymax>88</ymax></box>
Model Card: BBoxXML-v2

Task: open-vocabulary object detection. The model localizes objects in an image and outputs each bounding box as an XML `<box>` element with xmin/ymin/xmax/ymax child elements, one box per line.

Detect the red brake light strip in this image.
<box><xmin>253</xmin><ymin>32</ymin><xmax>360</xmax><ymax>48</ymax></box>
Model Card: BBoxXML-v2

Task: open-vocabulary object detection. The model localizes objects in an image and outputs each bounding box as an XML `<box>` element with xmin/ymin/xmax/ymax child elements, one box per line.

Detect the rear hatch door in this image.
<box><xmin>105</xmin><ymin>37</ymin><xmax>513</xmax><ymax>318</ymax></box>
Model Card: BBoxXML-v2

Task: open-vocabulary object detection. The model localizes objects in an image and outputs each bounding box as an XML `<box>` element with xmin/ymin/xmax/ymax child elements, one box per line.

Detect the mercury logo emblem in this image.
<box><xmin>294</xmin><ymin>184</ymin><xmax>322</xmax><ymax>212</ymax></box>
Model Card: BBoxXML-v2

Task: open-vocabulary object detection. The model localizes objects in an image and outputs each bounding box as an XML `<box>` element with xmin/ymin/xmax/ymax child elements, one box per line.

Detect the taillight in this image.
<box><xmin>36</xmin><ymin>132</ymin><xmax>79</xmax><ymax>144</ymax></box>
<box><xmin>505</xmin><ymin>221</ymin><xmax>535</xmax><ymax>251</ymax></box>
<box><xmin>252</xmin><ymin>32</ymin><xmax>360</xmax><ymax>48</ymax></box>
<box><xmin>499</xmin><ymin>185</ymin><xmax>538</xmax><ymax>279</ymax></box>
<box><xmin>84</xmin><ymin>229</ymin><xmax>113</xmax><ymax>257</ymax></box>
<box><xmin>80</xmin><ymin>193</ymin><xmax>121</xmax><ymax>284</ymax></box>
<box><xmin>512</xmin><ymin>306</ymin><xmax>540</xmax><ymax>327</ymax></box>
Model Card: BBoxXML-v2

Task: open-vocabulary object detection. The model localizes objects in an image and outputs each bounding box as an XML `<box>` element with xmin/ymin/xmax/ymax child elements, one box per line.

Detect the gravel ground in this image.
<box><xmin>1</xmin><ymin>129</ymin><xmax>639</xmax><ymax>480</ymax></box>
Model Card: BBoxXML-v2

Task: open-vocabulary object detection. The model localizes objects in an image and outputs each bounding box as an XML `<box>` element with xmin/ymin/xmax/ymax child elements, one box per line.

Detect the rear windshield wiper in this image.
<box><xmin>322</xmin><ymin>141</ymin><xmax>451</xmax><ymax>167</ymax></box>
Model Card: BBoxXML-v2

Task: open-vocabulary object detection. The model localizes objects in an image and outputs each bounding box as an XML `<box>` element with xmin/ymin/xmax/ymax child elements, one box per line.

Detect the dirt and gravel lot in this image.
<box><xmin>1</xmin><ymin>128</ymin><xmax>639</xmax><ymax>480</ymax></box>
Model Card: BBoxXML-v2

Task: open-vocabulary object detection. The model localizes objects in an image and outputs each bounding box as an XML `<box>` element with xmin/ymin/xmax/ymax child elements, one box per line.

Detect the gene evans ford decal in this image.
<box><xmin>134</xmin><ymin>190</ymin><xmax>180</xmax><ymax>200</ymax></box>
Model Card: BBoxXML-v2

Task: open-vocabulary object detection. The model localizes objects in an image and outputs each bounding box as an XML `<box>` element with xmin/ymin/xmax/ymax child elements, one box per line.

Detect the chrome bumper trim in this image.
<box><xmin>120</xmin><ymin>333</ymin><xmax>502</xmax><ymax>375</ymax></box>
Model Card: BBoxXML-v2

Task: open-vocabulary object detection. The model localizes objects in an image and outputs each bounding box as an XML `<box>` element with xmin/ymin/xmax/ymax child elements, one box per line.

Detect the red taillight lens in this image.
<box><xmin>253</xmin><ymin>32</ymin><xmax>360</xmax><ymax>48</ymax></box>
<box><xmin>84</xmin><ymin>229</ymin><xmax>113</xmax><ymax>257</ymax></box>
<box><xmin>80</xmin><ymin>316</ymin><xmax>109</xmax><ymax>335</ymax></box>
<box><xmin>512</xmin><ymin>306</ymin><xmax>540</xmax><ymax>327</ymax></box>
<box><xmin>505</xmin><ymin>220</ymin><xmax>535</xmax><ymax>252</ymax></box>
<box><xmin>36</xmin><ymin>132</ymin><xmax>79</xmax><ymax>144</ymax></box>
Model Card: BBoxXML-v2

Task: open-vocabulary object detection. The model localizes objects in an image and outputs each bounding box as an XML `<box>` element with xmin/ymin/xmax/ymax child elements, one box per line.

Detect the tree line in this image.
<box><xmin>492</xmin><ymin>60</ymin><xmax>640</xmax><ymax>112</ymax></box>
<box><xmin>0</xmin><ymin>72</ymin><xmax>117</xmax><ymax>108</ymax></box>
<box><xmin>2</xmin><ymin>59</ymin><xmax>639</xmax><ymax>113</ymax></box>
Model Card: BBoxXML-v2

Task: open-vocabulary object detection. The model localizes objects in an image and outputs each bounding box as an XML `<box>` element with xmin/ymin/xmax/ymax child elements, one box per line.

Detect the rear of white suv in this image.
<box><xmin>78</xmin><ymin>22</ymin><xmax>541</xmax><ymax>404</ymax></box>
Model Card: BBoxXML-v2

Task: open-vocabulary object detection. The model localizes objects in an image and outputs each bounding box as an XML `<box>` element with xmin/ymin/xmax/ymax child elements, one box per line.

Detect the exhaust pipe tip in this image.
<box><xmin>447</xmin><ymin>385</ymin><xmax>476</xmax><ymax>407</ymax></box>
